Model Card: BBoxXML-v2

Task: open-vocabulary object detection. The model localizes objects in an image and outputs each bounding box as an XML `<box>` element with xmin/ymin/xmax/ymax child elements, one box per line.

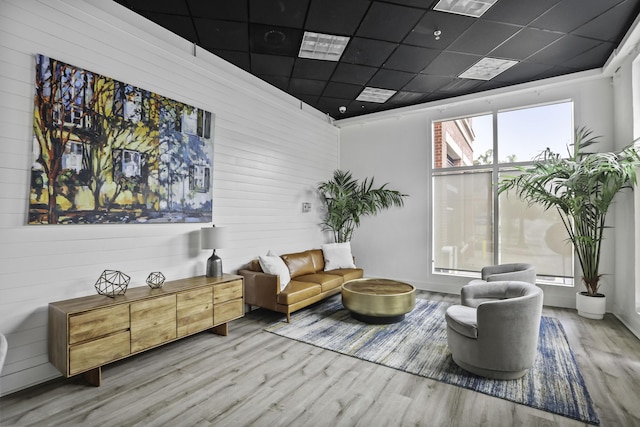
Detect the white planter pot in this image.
<box><xmin>576</xmin><ymin>292</ymin><xmax>606</xmax><ymax>319</ymax></box>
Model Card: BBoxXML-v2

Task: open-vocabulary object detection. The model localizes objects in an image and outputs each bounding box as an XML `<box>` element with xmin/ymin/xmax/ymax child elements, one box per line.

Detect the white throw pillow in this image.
<box><xmin>322</xmin><ymin>242</ymin><xmax>356</xmax><ymax>270</ymax></box>
<box><xmin>258</xmin><ymin>253</ymin><xmax>290</xmax><ymax>291</ymax></box>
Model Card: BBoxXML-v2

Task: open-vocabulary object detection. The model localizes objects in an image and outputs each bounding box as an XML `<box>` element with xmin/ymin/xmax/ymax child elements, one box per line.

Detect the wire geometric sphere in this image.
<box><xmin>146</xmin><ymin>271</ymin><xmax>166</xmax><ymax>289</ymax></box>
<box><xmin>95</xmin><ymin>269</ymin><xmax>130</xmax><ymax>298</ymax></box>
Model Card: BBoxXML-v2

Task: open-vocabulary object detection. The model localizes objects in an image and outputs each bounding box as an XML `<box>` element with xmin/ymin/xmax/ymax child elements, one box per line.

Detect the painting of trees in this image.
<box><xmin>29</xmin><ymin>54</ymin><xmax>213</xmax><ymax>224</ymax></box>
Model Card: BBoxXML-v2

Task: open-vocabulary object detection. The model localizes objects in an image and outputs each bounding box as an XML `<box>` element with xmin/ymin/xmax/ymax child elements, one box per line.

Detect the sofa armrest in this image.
<box><xmin>238</xmin><ymin>269</ymin><xmax>281</xmax><ymax>310</ymax></box>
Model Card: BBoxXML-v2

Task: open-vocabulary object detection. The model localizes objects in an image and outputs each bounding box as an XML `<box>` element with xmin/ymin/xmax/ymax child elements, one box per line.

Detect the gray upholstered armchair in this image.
<box><xmin>445</xmin><ymin>281</ymin><xmax>543</xmax><ymax>379</ymax></box>
<box><xmin>469</xmin><ymin>263</ymin><xmax>536</xmax><ymax>285</ymax></box>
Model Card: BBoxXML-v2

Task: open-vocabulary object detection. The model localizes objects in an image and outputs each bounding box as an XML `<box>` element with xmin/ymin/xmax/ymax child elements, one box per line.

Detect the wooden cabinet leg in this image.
<box><xmin>83</xmin><ymin>367</ymin><xmax>101</xmax><ymax>387</ymax></box>
<box><xmin>211</xmin><ymin>323</ymin><xmax>228</xmax><ymax>336</ymax></box>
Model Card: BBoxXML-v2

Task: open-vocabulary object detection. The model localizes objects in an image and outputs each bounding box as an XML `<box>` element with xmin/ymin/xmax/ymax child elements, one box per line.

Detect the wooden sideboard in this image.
<box><xmin>48</xmin><ymin>274</ymin><xmax>243</xmax><ymax>386</ymax></box>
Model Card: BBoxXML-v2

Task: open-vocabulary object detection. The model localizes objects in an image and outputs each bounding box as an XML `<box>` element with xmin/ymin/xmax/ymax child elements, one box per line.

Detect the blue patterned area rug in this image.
<box><xmin>265</xmin><ymin>297</ymin><xmax>600</xmax><ymax>425</ymax></box>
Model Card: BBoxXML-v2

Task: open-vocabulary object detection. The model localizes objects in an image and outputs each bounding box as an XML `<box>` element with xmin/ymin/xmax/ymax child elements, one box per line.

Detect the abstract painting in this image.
<box><xmin>29</xmin><ymin>54</ymin><xmax>213</xmax><ymax>224</ymax></box>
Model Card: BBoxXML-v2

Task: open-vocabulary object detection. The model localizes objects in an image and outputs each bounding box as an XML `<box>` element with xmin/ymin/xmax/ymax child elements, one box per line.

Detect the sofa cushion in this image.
<box><xmin>277</xmin><ymin>281</ymin><xmax>321</xmax><ymax>305</ymax></box>
<box><xmin>326</xmin><ymin>268</ymin><xmax>363</xmax><ymax>282</ymax></box>
<box><xmin>295</xmin><ymin>273</ymin><xmax>343</xmax><ymax>293</ymax></box>
<box><xmin>322</xmin><ymin>242</ymin><xmax>356</xmax><ymax>270</ymax></box>
<box><xmin>308</xmin><ymin>249</ymin><xmax>325</xmax><ymax>273</ymax></box>
<box><xmin>445</xmin><ymin>305</ymin><xmax>478</xmax><ymax>339</ymax></box>
<box><xmin>258</xmin><ymin>254</ymin><xmax>291</xmax><ymax>291</ymax></box>
<box><xmin>281</xmin><ymin>251</ymin><xmax>315</xmax><ymax>278</ymax></box>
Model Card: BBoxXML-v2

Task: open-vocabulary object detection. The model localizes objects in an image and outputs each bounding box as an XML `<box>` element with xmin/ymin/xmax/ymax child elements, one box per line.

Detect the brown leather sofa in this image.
<box><xmin>239</xmin><ymin>249</ymin><xmax>363</xmax><ymax>322</ymax></box>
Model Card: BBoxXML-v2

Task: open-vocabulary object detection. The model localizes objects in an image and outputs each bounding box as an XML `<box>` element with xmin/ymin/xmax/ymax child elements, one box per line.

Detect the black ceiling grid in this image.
<box><xmin>113</xmin><ymin>0</ymin><xmax>640</xmax><ymax>119</ymax></box>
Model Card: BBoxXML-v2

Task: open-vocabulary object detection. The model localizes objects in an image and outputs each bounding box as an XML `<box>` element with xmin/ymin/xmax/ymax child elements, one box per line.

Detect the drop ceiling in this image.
<box><xmin>113</xmin><ymin>0</ymin><xmax>640</xmax><ymax>119</ymax></box>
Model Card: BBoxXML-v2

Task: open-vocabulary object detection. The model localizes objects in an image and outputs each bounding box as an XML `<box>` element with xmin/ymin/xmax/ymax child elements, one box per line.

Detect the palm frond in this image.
<box><xmin>318</xmin><ymin>170</ymin><xmax>408</xmax><ymax>243</ymax></box>
<box><xmin>498</xmin><ymin>127</ymin><xmax>640</xmax><ymax>295</ymax></box>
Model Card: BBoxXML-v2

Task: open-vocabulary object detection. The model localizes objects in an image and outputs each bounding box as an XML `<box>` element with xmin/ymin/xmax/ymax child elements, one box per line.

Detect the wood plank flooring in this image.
<box><xmin>2</xmin><ymin>291</ymin><xmax>639</xmax><ymax>427</ymax></box>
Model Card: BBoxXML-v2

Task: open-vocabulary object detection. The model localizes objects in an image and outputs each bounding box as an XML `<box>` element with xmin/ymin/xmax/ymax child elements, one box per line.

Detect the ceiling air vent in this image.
<box><xmin>298</xmin><ymin>32</ymin><xmax>350</xmax><ymax>62</ymax></box>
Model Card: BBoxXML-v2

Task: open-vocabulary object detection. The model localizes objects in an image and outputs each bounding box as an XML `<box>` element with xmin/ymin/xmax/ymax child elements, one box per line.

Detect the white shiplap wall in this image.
<box><xmin>0</xmin><ymin>0</ymin><xmax>339</xmax><ymax>395</ymax></box>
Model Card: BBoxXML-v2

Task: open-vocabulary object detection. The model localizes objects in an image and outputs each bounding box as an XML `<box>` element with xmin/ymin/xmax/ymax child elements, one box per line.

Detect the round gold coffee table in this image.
<box><xmin>341</xmin><ymin>278</ymin><xmax>416</xmax><ymax>324</ymax></box>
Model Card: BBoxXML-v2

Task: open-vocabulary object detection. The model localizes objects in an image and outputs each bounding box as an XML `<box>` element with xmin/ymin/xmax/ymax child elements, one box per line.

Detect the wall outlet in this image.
<box><xmin>302</xmin><ymin>202</ymin><xmax>311</xmax><ymax>213</ymax></box>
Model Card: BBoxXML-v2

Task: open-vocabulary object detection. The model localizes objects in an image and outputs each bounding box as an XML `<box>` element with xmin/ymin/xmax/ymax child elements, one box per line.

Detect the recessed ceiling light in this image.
<box><xmin>356</xmin><ymin>87</ymin><xmax>397</xmax><ymax>103</ymax></box>
<box><xmin>433</xmin><ymin>0</ymin><xmax>499</xmax><ymax>18</ymax></box>
<box><xmin>459</xmin><ymin>57</ymin><xmax>518</xmax><ymax>80</ymax></box>
<box><xmin>298</xmin><ymin>31</ymin><xmax>350</xmax><ymax>61</ymax></box>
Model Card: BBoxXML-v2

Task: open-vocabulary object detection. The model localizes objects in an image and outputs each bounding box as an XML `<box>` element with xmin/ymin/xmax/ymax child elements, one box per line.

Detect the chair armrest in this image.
<box><xmin>238</xmin><ymin>269</ymin><xmax>280</xmax><ymax>310</ymax></box>
<box><xmin>476</xmin><ymin>289</ymin><xmax>543</xmax><ymax>341</ymax></box>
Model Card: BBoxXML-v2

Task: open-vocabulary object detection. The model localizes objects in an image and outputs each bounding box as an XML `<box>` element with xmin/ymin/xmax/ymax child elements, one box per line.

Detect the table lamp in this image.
<box><xmin>201</xmin><ymin>225</ymin><xmax>227</xmax><ymax>277</ymax></box>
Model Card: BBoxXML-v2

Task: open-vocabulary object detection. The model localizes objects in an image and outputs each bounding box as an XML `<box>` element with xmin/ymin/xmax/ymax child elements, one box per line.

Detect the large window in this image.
<box><xmin>432</xmin><ymin>101</ymin><xmax>574</xmax><ymax>284</ymax></box>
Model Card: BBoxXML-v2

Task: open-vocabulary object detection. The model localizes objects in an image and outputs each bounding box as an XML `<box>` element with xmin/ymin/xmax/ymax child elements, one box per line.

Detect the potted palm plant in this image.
<box><xmin>498</xmin><ymin>127</ymin><xmax>640</xmax><ymax>319</ymax></box>
<box><xmin>317</xmin><ymin>170</ymin><xmax>407</xmax><ymax>243</ymax></box>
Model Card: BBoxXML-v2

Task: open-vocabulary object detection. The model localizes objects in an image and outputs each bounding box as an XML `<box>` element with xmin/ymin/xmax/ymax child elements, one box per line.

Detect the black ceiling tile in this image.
<box><xmin>435</xmin><ymin>78</ymin><xmax>484</xmax><ymax>94</ymax></box>
<box><xmin>316</xmin><ymin>96</ymin><xmax>353</xmax><ymax>117</ymax></box>
<box><xmin>533</xmin><ymin>66</ymin><xmax>577</xmax><ymax>80</ymax></box>
<box><xmin>292</xmin><ymin>58</ymin><xmax>337</xmax><ymax>80</ymax></box>
<box><xmin>356</xmin><ymin>2</ymin><xmax>425</xmax><ymax>42</ymax></box>
<box><xmin>403</xmin><ymin>11</ymin><xmax>475</xmax><ymax>49</ymax></box>
<box><xmin>422</xmin><ymin>51</ymin><xmax>481</xmax><ymax>77</ymax></box>
<box><xmin>490</xmin><ymin>61</ymin><xmax>555</xmax><ymax>83</ymax></box>
<box><xmin>341</xmin><ymin>38</ymin><xmax>398</xmax><ymax>67</ymax></box>
<box><xmin>472</xmin><ymin>80</ymin><xmax>511</xmax><ymax>93</ymax></box>
<box><xmin>332</xmin><ymin>63</ymin><xmax>378</xmax><ymax>85</ymax></box>
<box><xmin>489</xmin><ymin>28</ymin><xmax>563</xmax><ymax>60</ymax></box>
<box><xmin>323</xmin><ymin>81</ymin><xmax>363</xmax><ymax>99</ymax></box>
<box><xmin>195</xmin><ymin>19</ymin><xmax>248</xmax><ymax>51</ymax></box>
<box><xmin>572</xmin><ymin>1</ymin><xmax>640</xmax><ymax>42</ymax></box>
<box><xmin>257</xmin><ymin>74</ymin><xmax>290</xmax><ymax>91</ymax></box>
<box><xmin>213</xmin><ymin>50</ymin><xmax>251</xmax><ymax>71</ymax></box>
<box><xmin>347</xmin><ymin>99</ymin><xmax>381</xmax><ymax>115</ymax></box>
<box><xmin>250</xmin><ymin>24</ymin><xmax>302</xmax><ymax>55</ymax></box>
<box><xmin>305</xmin><ymin>0</ymin><xmax>371</xmax><ymax>35</ymax></box>
<box><xmin>296</xmin><ymin>94</ymin><xmax>320</xmax><ymax>107</ymax></box>
<box><xmin>388</xmin><ymin>90</ymin><xmax>427</xmax><ymax>104</ymax></box>
<box><xmin>448</xmin><ymin>20</ymin><xmax>521</xmax><ymax>55</ymax></box>
<box><xmin>423</xmin><ymin>92</ymin><xmax>451</xmax><ymax>103</ymax></box>
<box><xmin>563</xmin><ymin>42</ymin><xmax>615</xmax><ymax>69</ymax></box>
<box><xmin>249</xmin><ymin>0</ymin><xmax>309</xmax><ymax>28</ymax></box>
<box><xmin>482</xmin><ymin>0</ymin><xmax>561</xmax><ymax>25</ymax></box>
<box><xmin>289</xmin><ymin>78</ymin><xmax>327</xmax><ymax>95</ymax></box>
<box><xmin>251</xmin><ymin>53</ymin><xmax>295</xmax><ymax>76</ymax></box>
<box><xmin>527</xmin><ymin>34</ymin><xmax>602</xmax><ymax>66</ymax></box>
<box><xmin>403</xmin><ymin>74</ymin><xmax>452</xmax><ymax>92</ymax></box>
<box><xmin>187</xmin><ymin>0</ymin><xmax>247</xmax><ymax>20</ymax></box>
<box><xmin>123</xmin><ymin>0</ymin><xmax>190</xmax><ymax>14</ymax></box>
<box><xmin>530</xmin><ymin>0</ymin><xmax>622</xmax><ymax>33</ymax></box>
<box><xmin>382</xmin><ymin>0</ymin><xmax>437</xmax><ymax>9</ymax></box>
<box><xmin>368</xmin><ymin>69</ymin><xmax>415</xmax><ymax>90</ymax></box>
<box><xmin>140</xmin><ymin>12</ymin><xmax>197</xmax><ymax>42</ymax></box>
<box><xmin>383</xmin><ymin>45</ymin><xmax>440</xmax><ymax>73</ymax></box>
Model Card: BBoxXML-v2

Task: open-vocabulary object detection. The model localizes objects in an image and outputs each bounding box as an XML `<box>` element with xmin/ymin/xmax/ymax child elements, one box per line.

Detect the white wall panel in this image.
<box><xmin>0</xmin><ymin>0</ymin><xmax>339</xmax><ymax>395</ymax></box>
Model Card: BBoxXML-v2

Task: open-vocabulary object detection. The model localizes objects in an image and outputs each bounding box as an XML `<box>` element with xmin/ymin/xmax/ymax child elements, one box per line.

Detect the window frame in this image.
<box><xmin>430</xmin><ymin>100</ymin><xmax>575</xmax><ymax>286</ymax></box>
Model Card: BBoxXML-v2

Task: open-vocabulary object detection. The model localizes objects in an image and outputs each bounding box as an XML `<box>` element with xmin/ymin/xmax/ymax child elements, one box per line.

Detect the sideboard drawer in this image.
<box><xmin>213</xmin><ymin>280</ymin><xmax>243</xmax><ymax>304</ymax></box>
<box><xmin>69</xmin><ymin>305</ymin><xmax>129</xmax><ymax>344</ymax></box>
<box><xmin>214</xmin><ymin>299</ymin><xmax>243</xmax><ymax>325</ymax></box>
<box><xmin>69</xmin><ymin>331</ymin><xmax>130</xmax><ymax>375</ymax></box>
<box><xmin>177</xmin><ymin>286</ymin><xmax>213</xmax><ymax>337</ymax></box>
<box><xmin>130</xmin><ymin>295</ymin><xmax>177</xmax><ymax>353</ymax></box>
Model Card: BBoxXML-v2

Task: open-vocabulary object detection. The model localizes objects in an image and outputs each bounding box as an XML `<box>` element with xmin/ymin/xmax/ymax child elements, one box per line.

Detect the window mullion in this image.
<box><xmin>492</xmin><ymin>111</ymin><xmax>500</xmax><ymax>265</ymax></box>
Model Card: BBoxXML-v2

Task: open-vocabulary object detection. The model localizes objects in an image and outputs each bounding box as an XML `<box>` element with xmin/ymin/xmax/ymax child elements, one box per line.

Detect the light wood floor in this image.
<box><xmin>2</xmin><ymin>291</ymin><xmax>640</xmax><ymax>427</ymax></box>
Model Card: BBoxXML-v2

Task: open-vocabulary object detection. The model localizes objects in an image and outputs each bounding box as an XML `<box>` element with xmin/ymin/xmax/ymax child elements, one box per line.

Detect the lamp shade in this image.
<box><xmin>201</xmin><ymin>226</ymin><xmax>228</xmax><ymax>249</ymax></box>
